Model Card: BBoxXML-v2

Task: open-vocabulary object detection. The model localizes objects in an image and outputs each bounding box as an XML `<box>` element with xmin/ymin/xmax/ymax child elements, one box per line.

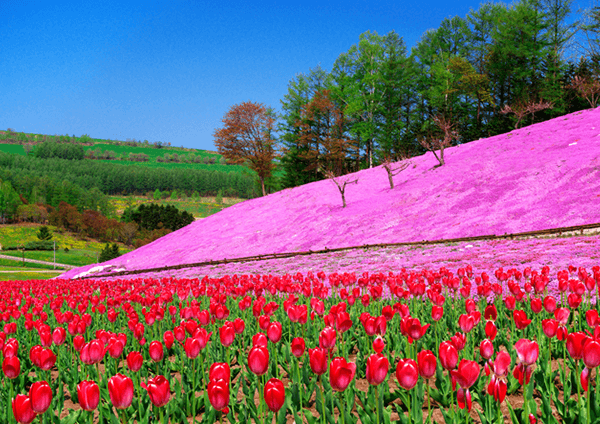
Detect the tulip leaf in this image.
<box><xmin>59</xmin><ymin>409</ymin><xmax>82</xmax><ymax>424</ymax></box>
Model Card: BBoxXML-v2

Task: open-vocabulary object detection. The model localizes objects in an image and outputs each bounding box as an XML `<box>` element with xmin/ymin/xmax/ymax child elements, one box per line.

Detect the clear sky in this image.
<box><xmin>0</xmin><ymin>0</ymin><xmax>535</xmax><ymax>150</ymax></box>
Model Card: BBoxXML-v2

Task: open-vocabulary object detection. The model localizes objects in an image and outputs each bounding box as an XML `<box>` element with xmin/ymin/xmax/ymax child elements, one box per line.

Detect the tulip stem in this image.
<box><xmin>426</xmin><ymin>384</ymin><xmax>431</xmax><ymax>424</ymax></box>
<box><xmin>192</xmin><ymin>359</ymin><xmax>197</xmax><ymax>424</ymax></box>
<box><xmin>338</xmin><ymin>392</ymin><xmax>345</xmax><ymax>424</ymax></box>
<box><xmin>375</xmin><ymin>386</ymin><xmax>381</xmax><ymax>424</ymax></box>
<box><xmin>319</xmin><ymin>377</ymin><xmax>326</xmax><ymax>424</ymax></box>
<box><xmin>407</xmin><ymin>389</ymin><xmax>412</xmax><ymax>424</ymax></box>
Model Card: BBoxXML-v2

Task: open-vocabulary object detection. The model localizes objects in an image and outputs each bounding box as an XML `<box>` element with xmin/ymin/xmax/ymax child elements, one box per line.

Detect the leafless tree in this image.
<box><xmin>418</xmin><ymin>115</ymin><xmax>459</xmax><ymax>167</ymax></box>
<box><xmin>325</xmin><ymin>171</ymin><xmax>358</xmax><ymax>208</ymax></box>
<box><xmin>381</xmin><ymin>156</ymin><xmax>411</xmax><ymax>189</ymax></box>
<box><xmin>569</xmin><ymin>75</ymin><xmax>600</xmax><ymax>108</ymax></box>
<box><xmin>500</xmin><ymin>99</ymin><xmax>553</xmax><ymax>129</ymax></box>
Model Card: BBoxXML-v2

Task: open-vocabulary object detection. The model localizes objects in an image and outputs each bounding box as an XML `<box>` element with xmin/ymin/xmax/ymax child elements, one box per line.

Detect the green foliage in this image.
<box><xmin>3</xmin><ymin>240</ymin><xmax>54</xmax><ymax>251</ymax></box>
<box><xmin>99</xmin><ymin>243</ymin><xmax>121</xmax><ymax>262</ymax></box>
<box><xmin>128</xmin><ymin>203</ymin><xmax>194</xmax><ymax>232</ymax></box>
<box><xmin>215</xmin><ymin>189</ymin><xmax>223</xmax><ymax>205</ymax></box>
<box><xmin>153</xmin><ymin>189</ymin><xmax>161</xmax><ymax>201</ymax></box>
<box><xmin>34</xmin><ymin>141</ymin><xmax>85</xmax><ymax>160</ymax></box>
<box><xmin>37</xmin><ymin>226</ymin><xmax>53</xmax><ymax>241</ymax></box>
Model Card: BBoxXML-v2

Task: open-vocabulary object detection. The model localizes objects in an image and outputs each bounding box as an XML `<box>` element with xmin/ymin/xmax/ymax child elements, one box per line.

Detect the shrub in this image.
<box><xmin>37</xmin><ymin>226</ymin><xmax>53</xmax><ymax>241</ymax></box>
<box><xmin>99</xmin><ymin>243</ymin><xmax>121</xmax><ymax>262</ymax></box>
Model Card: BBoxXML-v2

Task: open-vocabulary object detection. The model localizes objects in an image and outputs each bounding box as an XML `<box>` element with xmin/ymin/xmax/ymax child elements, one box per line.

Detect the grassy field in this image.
<box><xmin>109</xmin><ymin>195</ymin><xmax>245</xmax><ymax>217</ymax></box>
<box><xmin>0</xmin><ymin>144</ymin><xmax>26</xmax><ymax>155</ymax></box>
<box><xmin>0</xmin><ymin>271</ymin><xmax>62</xmax><ymax>281</ymax></box>
<box><xmin>0</xmin><ymin>224</ymin><xmax>132</xmax><ymax>267</ymax></box>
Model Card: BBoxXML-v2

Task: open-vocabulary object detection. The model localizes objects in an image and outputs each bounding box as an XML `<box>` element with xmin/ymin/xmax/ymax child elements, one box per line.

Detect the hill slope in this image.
<box><xmin>61</xmin><ymin>108</ymin><xmax>600</xmax><ymax>279</ymax></box>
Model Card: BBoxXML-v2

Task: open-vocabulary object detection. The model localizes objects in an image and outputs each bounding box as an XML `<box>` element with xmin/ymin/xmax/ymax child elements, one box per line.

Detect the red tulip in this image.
<box><xmin>330</xmin><ymin>357</ymin><xmax>356</xmax><ymax>391</ymax></box>
<box><xmin>485</xmin><ymin>321</ymin><xmax>497</xmax><ymax>341</ymax></box>
<box><xmin>267</xmin><ymin>322</ymin><xmax>282</xmax><ymax>343</ymax></box>
<box><xmin>108</xmin><ymin>338</ymin><xmax>124</xmax><ymax>359</ymax></box>
<box><xmin>248</xmin><ymin>345</ymin><xmax>269</xmax><ymax>375</ymax></box>
<box><xmin>417</xmin><ymin>350</ymin><xmax>437</xmax><ymax>380</ymax></box>
<box><xmin>73</xmin><ymin>335</ymin><xmax>85</xmax><ymax>352</ymax></box>
<box><xmin>12</xmin><ymin>395</ymin><xmax>37</xmax><ymax>424</ymax></box>
<box><xmin>252</xmin><ymin>332</ymin><xmax>268</xmax><ymax>347</ymax></box>
<box><xmin>586</xmin><ymin>310</ymin><xmax>599</xmax><ymax>329</ymax></box>
<box><xmin>543</xmin><ymin>296</ymin><xmax>557</xmax><ymax>313</ymax></box>
<box><xmin>484</xmin><ymin>304</ymin><xmax>497</xmax><ymax>321</ymax></box>
<box><xmin>319</xmin><ymin>327</ymin><xmax>336</xmax><ymax>350</ymax></box>
<box><xmin>566</xmin><ymin>332</ymin><xmax>588</xmax><ymax>360</ymax></box>
<box><xmin>513</xmin><ymin>310</ymin><xmax>531</xmax><ymax>330</ymax></box>
<box><xmin>148</xmin><ymin>340</ymin><xmax>164</xmax><ymax>362</ymax></box>
<box><xmin>108</xmin><ymin>374</ymin><xmax>134</xmax><ymax>409</ymax></box>
<box><xmin>126</xmin><ymin>351</ymin><xmax>143</xmax><ymax>372</ymax></box>
<box><xmin>583</xmin><ymin>339</ymin><xmax>600</xmax><ymax>369</ymax></box>
<box><xmin>233</xmin><ymin>318</ymin><xmax>245</xmax><ymax>334</ymax></box>
<box><xmin>80</xmin><ymin>340</ymin><xmax>105</xmax><ymax>365</ymax></box>
<box><xmin>431</xmin><ymin>305</ymin><xmax>443</xmax><ymax>322</ymax></box>
<box><xmin>308</xmin><ymin>347</ymin><xmax>328</xmax><ymax>375</ymax></box>
<box><xmin>458</xmin><ymin>314</ymin><xmax>475</xmax><ymax>333</ymax></box>
<box><xmin>514</xmin><ymin>339</ymin><xmax>539</xmax><ymax>366</ymax></box>
<box><xmin>52</xmin><ymin>327</ymin><xmax>66</xmax><ymax>346</ymax></box>
<box><xmin>184</xmin><ymin>337</ymin><xmax>201</xmax><ymax>359</ymax></box>
<box><xmin>141</xmin><ymin>375</ymin><xmax>171</xmax><ymax>407</ymax></box>
<box><xmin>439</xmin><ymin>341</ymin><xmax>458</xmax><ymax>370</ymax></box>
<box><xmin>366</xmin><ymin>353</ymin><xmax>389</xmax><ymax>386</ymax></box>
<box><xmin>542</xmin><ymin>319</ymin><xmax>558</xmax><ymax>338</ymax></box>
<box><xmin>530</xmin><ymin>298</ymin><xmax>542</xmax><ymax>314</ymax></box>
<box><xmin>373</xmin><ymin>336</ymin><xmax>385</xmax><ymax>353</ymax></box>
<box><xmin>77</xmin><ymin>380</ymin><xmax>100</xmax><ymax>411</ymax></box>
<box><xmin>401</xmin><ymin>317</ymin><xmax>430</xmax><ymax>342</ymax></box>
<box><xmin>207</xmin><ymin>379</ymin><xmax>229</xmax><ymax>411</ymax></box>
<box><xmin>163</xmin><ymin>331</ymin><xmax>174</xmax><ymax>350</ymax></box>
<box><xmin>209</xmin><ymin>362</ymin><xmax>231</xmax><ymax>382</ymax></box>
<box><xmin>258</xmin><ymin>315</ymin><xmax>270</xmax><ymax>330</ymax></box>
<box><xmin>264</xmin><ymin>378</ymin><xmax>285</xmax><ymax>412</ymax></box>
<box><xmin>3</xmin><ymin>356</ymin><xmax>20</xmax><ymax>379</ymax></box>
<box><xmin>396</xmin><ymin>358</ymin><xmax>419</xmax><ymax>390</ymax></box>
<box><xmin>450</xmin><ymin>332</ymin><xmax>467</xmax><ymax>351</ymax></box>
<box><xmin>291</xmin><ymin>337</ymin><xmax>305</xmax><ymax>358</ymax></box>
<box><xmin>219</xmin><ymin>323</ymin><xmax>235</xmax><ymax>347</ymax></box>
<box><xmin>452</xmin><ymin>359</ymin><xmax>480</xmax><ymax>412</ymax></box>
<box><xmin>29</xmin><ymin>381</ymin><xmax>52</xmax><ymax>414</ymax></box>
<box><xmin>479</xmin><ymin>339</ymin><xmax>494</xmax><ymax>360</ymax></box>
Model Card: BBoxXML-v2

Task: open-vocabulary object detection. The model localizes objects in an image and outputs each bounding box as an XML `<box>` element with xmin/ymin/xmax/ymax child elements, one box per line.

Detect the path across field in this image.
<box><xmin>0</xmin><ymin>254</ymin><xmax>77</xmax><ymax>269</ymax></box>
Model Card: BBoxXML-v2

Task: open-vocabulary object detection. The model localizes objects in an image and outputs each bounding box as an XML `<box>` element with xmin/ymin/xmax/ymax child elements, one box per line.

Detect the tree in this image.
<box><xmin>214</xmin><ymin>102</ymin><xmax>278</xmax><ymax>196</ymax></box>
<box><xmin>500</xmin><ymin>99</ymin><xmax>554</xmax><ymax>128</ymax></box>
<box><xmin>381</xmin><ymin>157</ymin><xmax>411</xmax><ymax>189</ymax></box>
<box><xmin>37</xmin><ymin>226</ymin><xmax>53</xmax><ymax>241</ymax></box>
<box><xmin>99</xmin><ymin>242</ymin><xmax>121</xmax><ymax>262</ymax></box>
<box><xmin>418</xmin><ymin>115</ymin><xmax>459</xmax><ymax>167</ymax></box>
<box><xmin>325</xmin><ymin>171</ymin><xmax>358</xmax><ymax>208</ymax></box>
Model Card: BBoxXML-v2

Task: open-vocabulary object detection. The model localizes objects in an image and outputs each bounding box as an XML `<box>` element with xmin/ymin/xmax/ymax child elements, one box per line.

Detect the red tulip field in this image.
<box><xmin>2</xmin><ymin>265</ymin><xmax>600</xmax><ymax>424</ymax></box>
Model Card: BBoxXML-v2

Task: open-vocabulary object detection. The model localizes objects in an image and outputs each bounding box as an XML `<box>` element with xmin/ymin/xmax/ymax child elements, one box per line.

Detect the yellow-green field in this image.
<box><xmin>109</xmin><ymin>195</ymin><xmax>245</xmax><ymax>217</ymax></box>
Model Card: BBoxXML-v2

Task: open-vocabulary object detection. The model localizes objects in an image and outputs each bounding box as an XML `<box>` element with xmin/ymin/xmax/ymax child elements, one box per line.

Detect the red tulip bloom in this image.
<box><xmin>52</xmin><ymin>327</ymin><xmax>66</xmax><ymax>346</ymax></box>
<box><xmin>80</xmin><ymin>340</ymin><xmax>105</xmax><ymax>365</ymax></box>
<box><xmin>219</xmin><ymin>323</ymin><xmax>235</xmax><ymax>347</ymax></box>
<box><xmin>264</xmin><ymin>378</ymin><xmax>285</xmax><ymax>412</ymax></box>
<box><xmin>108</xmin><ymin>374</ymin><xmax>134</xmax><ymax>409</ymax></box>
<box><xmin>417</xmin><ymin>350</ymin><xmax>437</xmax><ymax>380</ymax></box>
<box><xmin>73</xmin><ymin>335</ymin><xmax>85</xmax><ymax>352</ymax></box>
<box><xmin>479</xmin><ymin>339</ymin><xmax>494</xmax><ymax>360</ymax></box>
<box><xmin>248</xmin><ymin>345</ymin><xmax>269</xmax><ymax>375</ymax></box>
<box><xmin>141</xmin><ymin>375</ymin><xmax>171</xmax><ymax>407</ymax></box>
<box><xmin>209</xmin><ymin>362</ymin><xmax>231</xmax><ymax>382</ymax></box>
<box><xmin>513</xmin><ymin>310</ymin><xmax>531</xmax><ymax>330</ymax></box>
<box><xmin>77</xmin><ymin>380</ymin><xmax>100</xmax><ymax>411</ymax></box>
<box><xmin>193</xmin><ymin>328</ymin><xmax>212</xmax><ymax>349</ymax></box>
<box><xmin>184</xmin><ymin>337</ymin><xmax>201</xmax><ymax>359</ymax></box>
<box><xmin>581</xmin><ymin>339</ymin><xmax>600</xmax><ymax>391</ymax></box>
<box><xmin>401</xmin><ymin>317</ymin><xmax>430</xmax><ymax>342</ymax></box>
<box><xmin>488</xmin><ymin>351</ymin><xmax>511</xmax><ymax>403</ymax></box>
<box><xmin>148</xmin><ymin>340</ymin><xmax>164</xmax><ymax>362</ymax></box>
<box><xmin>291</xmin><ymin>337</ymin><xmax>305</xmax><ymax>358</ymax></box>
<box><xmin>396</xmin><ymin>358</ymin><xmax>419</xmax><ymax>390</ymax></box>
<box><xmin>452</xmin><ymin>359</ymin><xmax>480</xmax><ymax>412</ymax></box>
<box><xmin>366</xmin><ymin>353</ymin><xmax>389</xmax><ymax>386</ymax></box>
<box><xmin>258</xmin><ymin>315</ymin><xmax>271</xmax><ymax>331</ymax></box>
<box><xmin>439</xmin><ymin>341</ymin><xmax>459</xmax><ymax>371</ymax></box>
<box><xmin>566</xmin><ymin>332</ymin><xmax>588</xmax><ymax>360</ymax></box>
<box><xmin>207</xmin><ymin>379</ymin><xmax>229</xmax><ymax>411</ymax></box>
<box><xmin>12</xmin><ymin>394</ymin><xmax>37</xmax><ymax>424</ymax></box>
<box><xmin>484</xmin><ymin>304</ymin><xmax>497</xmax><ymax>321</ymax></box>
<box><xmin>108</xmin><ymin>338</ymin><xmax>124</xmax><ymax>359</ymax></box>
<box><xmin>3</xmin><ymin>356</ymin><xmax>20</xmax><ymax>379</ymax></box>
<box><xmin>513</xmin><ymin>339</ymin><xmax>539</xmax><ymax>385</ymax></box>
<box><xmin>126</xmin><ymin>351</ymin><xmax>143</xmax><ymax>372</ymax></box>
<box><xmin>458</xmin><ymin>314</ymin><xmax>475</xmax><ymax>333</ymax></box>
<box><xmin>330</xmin><ymin>357</ymin><xmax>356</xmax><ymax>391</ymax></box>
<box><xmin>450</xmin><ymin>332</ymin><xmax>467</xmax><ymax>351</ymax></box>
<box><xmin>530</xmin><ymin>298</ymin><xmax>542</xmax><ymax>314</ymax></box>
<box><xmin>163</xmin><ymin>331</ymin><xmax>174</xmax><ymax>350</ymax></box>
<box><xmin>543</xmin><ymin>296</ymin><xmax>557</xmax><ymax>313</ymax></box>
<box><xmin>252</xmin><ymin>332</ymin><xmax>268</xmax><ymax>347</ymax></box>
<box><xmin>485</xmin><ymin>321</ymin><xmax>497</xmax><ymax>341</ymax></box>
<box><xmin>267</xmin><ymin>322</ymin><xmax>282</xmax><ymax>343</ymax></box>
<box><xmin>319</xmin><ymin>327</ymin><xmax>336</xmax><ymax>350</ymax></box>
<box><xmin>373</xmin><ymin>336</ymin><xmax>385</xmax><ymax>354</ymax></box>
<box><xmin>233</xmin><ymin>318</ymin><xmax>245</xmax><ymax>334</ymax></box>
<box><xmin>308</xmin><ymin>347</ymin><xmax>328</xmax><ymax>375</ymax></box>
<box><xmin>542</xmin><ymin>319</ymin><xmax>558</xmax><ymax>338</ymax></box>
<box><xmin>29</xmin><ymin>381</ymin><xmax>52</xmax><ymax>414</ymax></box>
<box><xmin>431</xmin><ymin>305</ymin><xmax>443</xmax><ymax>322</ymax></box>
<box><xmin>35</xmin><ymin>348</ymin><xmax>56</xmax><ymax>371</ymax></box>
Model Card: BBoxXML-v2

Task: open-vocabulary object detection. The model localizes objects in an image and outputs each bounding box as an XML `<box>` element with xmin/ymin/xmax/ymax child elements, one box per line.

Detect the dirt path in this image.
<box><xmin>0</xmin><ymin>254</ymin><xmax>77</xmax><ymax>269</ymax></box>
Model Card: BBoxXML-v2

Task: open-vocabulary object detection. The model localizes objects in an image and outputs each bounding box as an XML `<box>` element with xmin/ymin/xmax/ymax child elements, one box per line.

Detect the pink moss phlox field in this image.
<box><xmin>61</xmin><ymin>108</ymin><xmax>600</xmax><ymax>280</ymax></box>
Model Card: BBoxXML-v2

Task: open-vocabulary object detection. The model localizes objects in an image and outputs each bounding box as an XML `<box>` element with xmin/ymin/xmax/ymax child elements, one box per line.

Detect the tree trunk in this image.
<box><xmin>386</xmin><ymin>168</ymin><xmax>394</xmax><ymax>189</ymax></box>
<box><xmin>260</xmin><ymin>176</ymin><xmax>266</xmax><ymax>197</ymax></box>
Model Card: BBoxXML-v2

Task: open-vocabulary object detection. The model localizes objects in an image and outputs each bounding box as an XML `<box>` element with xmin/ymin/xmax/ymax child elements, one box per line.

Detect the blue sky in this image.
<box><xmin>0</xmin><ymin>0</ymin><xmax>571</xmax><ymax>151</ymax></box>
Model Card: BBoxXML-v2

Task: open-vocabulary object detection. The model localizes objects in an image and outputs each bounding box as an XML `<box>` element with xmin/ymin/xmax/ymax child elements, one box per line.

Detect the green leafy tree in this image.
<box><xmin>36</xmin><ymin>226</ymin><xmax>53</xmax><ymax>241</ymax></box>
<box><xmin>99</xmin><ymin>242</ymin><xmax>121</xmax><ymax>262</ymax></box>
<box><xmin>153</xmin><ymin>189</ymin><xmax>162</xmax><ymax>201</ymax></box>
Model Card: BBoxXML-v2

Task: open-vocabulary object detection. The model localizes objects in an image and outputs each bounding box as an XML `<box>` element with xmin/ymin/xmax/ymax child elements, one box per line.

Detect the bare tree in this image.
<box><xmin>569</xmin><ymin>75</ymin><xmax>600</xmax><ymax>108</ymax></box>
<box><xmin>381</xmin><ymin>156</ymin><xmax>411</xmax><ymax>189</ymax></box>
<box><xmin>500</xmin><ymin>99</ymin><xmax>553</xmax><ymax>129</ymax></box>
<box><xmin>418</xmin><ymin>115</ymin><xmax>459</xmax><ymax>167</ymax></box>
<box><xmin>325</xmin><ymin>171</ymin><xmax>358</xmax><ymax>208</ymax></box>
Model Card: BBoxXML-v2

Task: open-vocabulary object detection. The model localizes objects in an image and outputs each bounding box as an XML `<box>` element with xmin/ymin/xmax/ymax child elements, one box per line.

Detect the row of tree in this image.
<box><xmin>214</xmin><ymin>0</ymin><xmax>600</xmax><ymax>191</ymax></box>
<box><xmin>0</xmin><ymin>152</ymin><xmax>256</xmax><ymax>203</ymax></box>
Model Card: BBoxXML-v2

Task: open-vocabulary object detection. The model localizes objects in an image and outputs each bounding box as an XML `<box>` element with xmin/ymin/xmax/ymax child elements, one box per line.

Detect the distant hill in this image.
<box><xmin>60</xmin><ymin>108</ymin><xmax>600</xmax><ymax>280</ymax></box>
